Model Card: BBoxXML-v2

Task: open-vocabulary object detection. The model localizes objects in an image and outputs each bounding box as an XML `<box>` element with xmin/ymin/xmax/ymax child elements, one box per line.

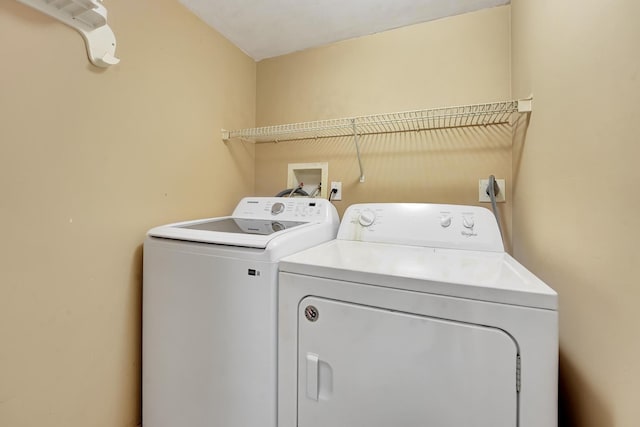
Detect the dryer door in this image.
<box><xmin>298</xmin><ymin>297</ymin><xmax>519</xmax><ymax>427</ymax></box>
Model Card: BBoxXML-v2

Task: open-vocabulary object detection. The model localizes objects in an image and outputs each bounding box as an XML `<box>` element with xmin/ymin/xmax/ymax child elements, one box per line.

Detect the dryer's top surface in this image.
<box><xmin>281</xmin><ymin>203</ymin><xmax>556</xmax><ymax>310</ymax></box>
<box><xmin>147</xmin><ymin>197</ymin><xmax>339</xmax><ymax>249</ymax></box>
<box><xmin>280</xmin><ymin>239</ymin><xmax>557</xmax><ymax>310</ymax></box>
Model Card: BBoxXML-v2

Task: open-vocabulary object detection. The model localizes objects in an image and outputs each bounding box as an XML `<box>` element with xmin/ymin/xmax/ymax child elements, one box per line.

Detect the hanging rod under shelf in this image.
<box><xmin>221</xmin><ymin>99</ymin><xmax>532</xmax><ymax>144</ymax></box>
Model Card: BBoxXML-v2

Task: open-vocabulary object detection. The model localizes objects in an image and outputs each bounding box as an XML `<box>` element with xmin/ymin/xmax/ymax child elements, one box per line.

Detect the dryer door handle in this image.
<box><xmin>306</xmin><ymin>353</ymin><xmax>319</xmax><ymax>401</ymax></box>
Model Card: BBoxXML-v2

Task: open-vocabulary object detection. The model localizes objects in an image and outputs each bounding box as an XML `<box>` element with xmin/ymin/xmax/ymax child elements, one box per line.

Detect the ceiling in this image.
<box><xmin>178</xmin><ymin>0</ymin><xmax>510</xmax><ymax>61</ymax></box>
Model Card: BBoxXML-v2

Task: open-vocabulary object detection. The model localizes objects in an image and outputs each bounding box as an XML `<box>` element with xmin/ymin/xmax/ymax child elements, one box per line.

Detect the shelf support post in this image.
<box><xmin>351</xmin><ymin>119</ymin><xmax>365</xmax><ymax>183</ymax></box>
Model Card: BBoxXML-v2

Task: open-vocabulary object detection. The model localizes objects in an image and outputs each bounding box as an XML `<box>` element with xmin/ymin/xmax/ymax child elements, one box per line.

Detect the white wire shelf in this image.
<box><xmin>222</xmin><ymin>98</ymin><xmax>532</xmax><ymax>182</ymax></box>
<box><xmin>222</xmin><ymin>99</ymin><xmax>531</xmax><ymax>143</ymax></box>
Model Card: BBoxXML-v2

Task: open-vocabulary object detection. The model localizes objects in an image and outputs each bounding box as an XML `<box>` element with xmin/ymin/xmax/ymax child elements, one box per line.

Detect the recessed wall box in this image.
<box><xmin>287</xmin><ymin>163</ymin><xmax>328</xmax><ymax>199</ymax></box>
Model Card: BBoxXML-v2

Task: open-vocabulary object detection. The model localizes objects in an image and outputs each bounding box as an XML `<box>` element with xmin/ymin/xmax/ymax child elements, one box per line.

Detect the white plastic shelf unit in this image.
<box><xmin>17</xmin><ymin>0</ymin><xmax>119</xmax><ymax>68</ymax></box>
<box><xmin>222</xmin><ymin>99</ymin><xmax>532</xmax><ymax>182</ymax></box>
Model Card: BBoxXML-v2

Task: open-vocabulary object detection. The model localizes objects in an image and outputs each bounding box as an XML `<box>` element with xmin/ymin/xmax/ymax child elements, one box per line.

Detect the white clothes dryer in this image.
<box><xmin>278</xmin><ymin>203</ymin><xmax>558</xmax><ymax>427</ymax></box>
<box><xmin>142</xmin><ymin>197</ymin><xmax>339</xmax><ymax>427</ymax></box>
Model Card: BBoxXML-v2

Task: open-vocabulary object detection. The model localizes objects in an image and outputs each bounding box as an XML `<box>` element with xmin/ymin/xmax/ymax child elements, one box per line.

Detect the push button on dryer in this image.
<box><xmin>462</xmin><ymin>216</ymin><xmax>475</xmax><ymax>229</ymax></box>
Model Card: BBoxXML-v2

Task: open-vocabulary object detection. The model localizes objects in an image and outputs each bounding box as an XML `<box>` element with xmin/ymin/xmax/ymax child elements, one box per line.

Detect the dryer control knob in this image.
<box><xmin>440</xmin><ymin>215</ymin><xmax>452</xmax><ymax>228</ymax></box>
<box><xmin>358</xmin><ymin>209</ymin><xmax>376</xmax><ymax>227</ymax></box>
<box><xmin>271</xmin><ymin>202</ymin><xmax>285</xmax><ymax>215</ymax></box>
<box><xmin>463</xmin><ymin>216</ymin><xmax>475</xmax><ymax>229</ymax></box>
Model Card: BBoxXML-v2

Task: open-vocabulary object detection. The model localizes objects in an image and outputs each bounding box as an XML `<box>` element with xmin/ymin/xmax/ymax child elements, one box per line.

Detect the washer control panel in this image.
<box><xmin>232</xmin><ymin>197</ymin><xmax>338</xmax><ymax>222</ymax></box>
<box><xmin>338</xmin><ymin>203</ymin><xmax>504</xmax><ymax>252</ymax></box>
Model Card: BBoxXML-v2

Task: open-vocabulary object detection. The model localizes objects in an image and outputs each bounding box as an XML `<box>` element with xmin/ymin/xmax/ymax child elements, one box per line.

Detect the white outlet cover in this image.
<box><xmin>479</xmin><ymin>179</ymin><xmax>505</xmax><ymax>203</ymax></box>
<box><xmin>330</xmin><ymin>181</ymin><xmax>342</xmax><ymax>201</ymax></box>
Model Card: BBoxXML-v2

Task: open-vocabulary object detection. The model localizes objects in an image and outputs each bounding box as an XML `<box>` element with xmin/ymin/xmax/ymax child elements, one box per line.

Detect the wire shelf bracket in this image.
<box><xmin>17</xmin><ymin>0</ymin><xmax>120</xmax><ymax>68</ymax></box>
<box><xmin>222</xmin><ymin>98</ymin><xmax>533</xmax><ymax>184</ymax></box>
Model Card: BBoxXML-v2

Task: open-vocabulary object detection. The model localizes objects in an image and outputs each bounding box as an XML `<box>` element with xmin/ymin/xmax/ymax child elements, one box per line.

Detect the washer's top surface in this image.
<box><xmin>147</xmin><ymin>197</ymin><xmax>339</xmax><ymax>249</ymax></box>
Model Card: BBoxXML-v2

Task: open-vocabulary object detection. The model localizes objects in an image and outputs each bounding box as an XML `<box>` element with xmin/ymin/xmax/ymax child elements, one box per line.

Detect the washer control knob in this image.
<box><xmin>462</xmin><ymin>216</ymin><xmax>475</xmax><ymax>229</ymax></box>
<box><xmin>358</xmin><ymin>209</ymin><xmax>376</xmax><ymax>227</ymax></box>
<box><xmin>271</xmin><ymin>202</ymin><xmax>285</xmax><ymax>215</ymax></box>
<box><xmin>271</xmin><ymin>221</ymin><xmax>285</xmax><ymax>232</ymax></box>
<box><xmin>440</xmin><ymin>215</ymin><xmax>452</xmax><ymax>228</ymax></box>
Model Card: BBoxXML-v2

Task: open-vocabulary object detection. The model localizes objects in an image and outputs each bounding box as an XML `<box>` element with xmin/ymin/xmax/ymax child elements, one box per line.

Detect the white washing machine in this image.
<box><xmin>142</xmin><ymin>197</ymin><xmax>339</xmax><ymax>427</ymax></box>
<box><xmin>278</xmin><ymin>203</ymin><xmax>558</xmax><ymax>427</ymax></box>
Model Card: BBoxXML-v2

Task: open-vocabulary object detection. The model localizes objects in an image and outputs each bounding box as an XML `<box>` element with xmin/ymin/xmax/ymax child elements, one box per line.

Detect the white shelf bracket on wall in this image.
<box><xmin>16</xmin><ymin>0</ymin><xmax>120</xmax><ymax>68</ymax></box>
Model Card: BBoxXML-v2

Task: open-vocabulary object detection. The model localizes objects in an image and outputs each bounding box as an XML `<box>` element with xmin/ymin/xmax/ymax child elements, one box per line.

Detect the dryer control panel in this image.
<box><xmin>338</xmin><ymin>203</ymin><xmax>504</xmax><ymax>252</ymax></box>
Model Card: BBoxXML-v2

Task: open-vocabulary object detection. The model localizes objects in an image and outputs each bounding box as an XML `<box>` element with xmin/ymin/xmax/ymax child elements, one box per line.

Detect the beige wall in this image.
<box><xmin>0</xmin><ymin>1</ymin><xmax>255</xmax><ymax>426</ymax></box>
<box><xmin>257</xmin><ymin>3</ymin><xmax>640</xmax><ymax>425</ymax></box>
<box><xmin>4</xmin><ymin>1</ymin><xmax>636</xmax><ymax>426</ymax></box>
<box><xmin>511</xmin><ymin>0</ymin><xmax>640</xmax><ymax>426</ymax></box>
<box><xmin>255</xmin><ymin>6</ymin><xmax>514</xmax><ymax>247</ymax></box>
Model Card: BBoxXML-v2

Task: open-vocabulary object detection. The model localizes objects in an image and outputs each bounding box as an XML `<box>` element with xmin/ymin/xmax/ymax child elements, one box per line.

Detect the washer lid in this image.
<box><xmin>146</xmin><ymin>197</ymin><xmax>340</xmax><ymax>249</ymax></box>
<box><xmin>148</xmin><ymin>217</ymin><xmax>312</xmax><ymax>248</ymax></box>
<box><xmin>180</xmin><ymin>217</ymin><xmax>307</xmax><ymax>235</ymax></box>
<box><xmin>279</xmin><ymin>240</ymin><xmax>558</xmax><ymax>310</ymax></box>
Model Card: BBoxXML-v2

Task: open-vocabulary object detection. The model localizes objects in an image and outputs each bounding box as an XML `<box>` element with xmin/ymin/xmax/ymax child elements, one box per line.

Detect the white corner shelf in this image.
<box><xmin>222</xmin><ymin>99</ymin><xmax>532</xmax><ymax>182</ymax></box>
<box><xmin>17</xmin><ymin>0</ymin><xmax>119</xmax><ymax>68</ymax></box>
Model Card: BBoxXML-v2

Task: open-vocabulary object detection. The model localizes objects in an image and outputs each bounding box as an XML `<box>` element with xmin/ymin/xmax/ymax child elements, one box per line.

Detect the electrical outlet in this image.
<box><xmin>330</xmin><ymin>181</ymin><xmax>342</xmax><ymax>201</ymax></box>
<box><xmin>479</xmin><ymin>179</ymin><xmax>506</xmax><ymax>203</ymax></box>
